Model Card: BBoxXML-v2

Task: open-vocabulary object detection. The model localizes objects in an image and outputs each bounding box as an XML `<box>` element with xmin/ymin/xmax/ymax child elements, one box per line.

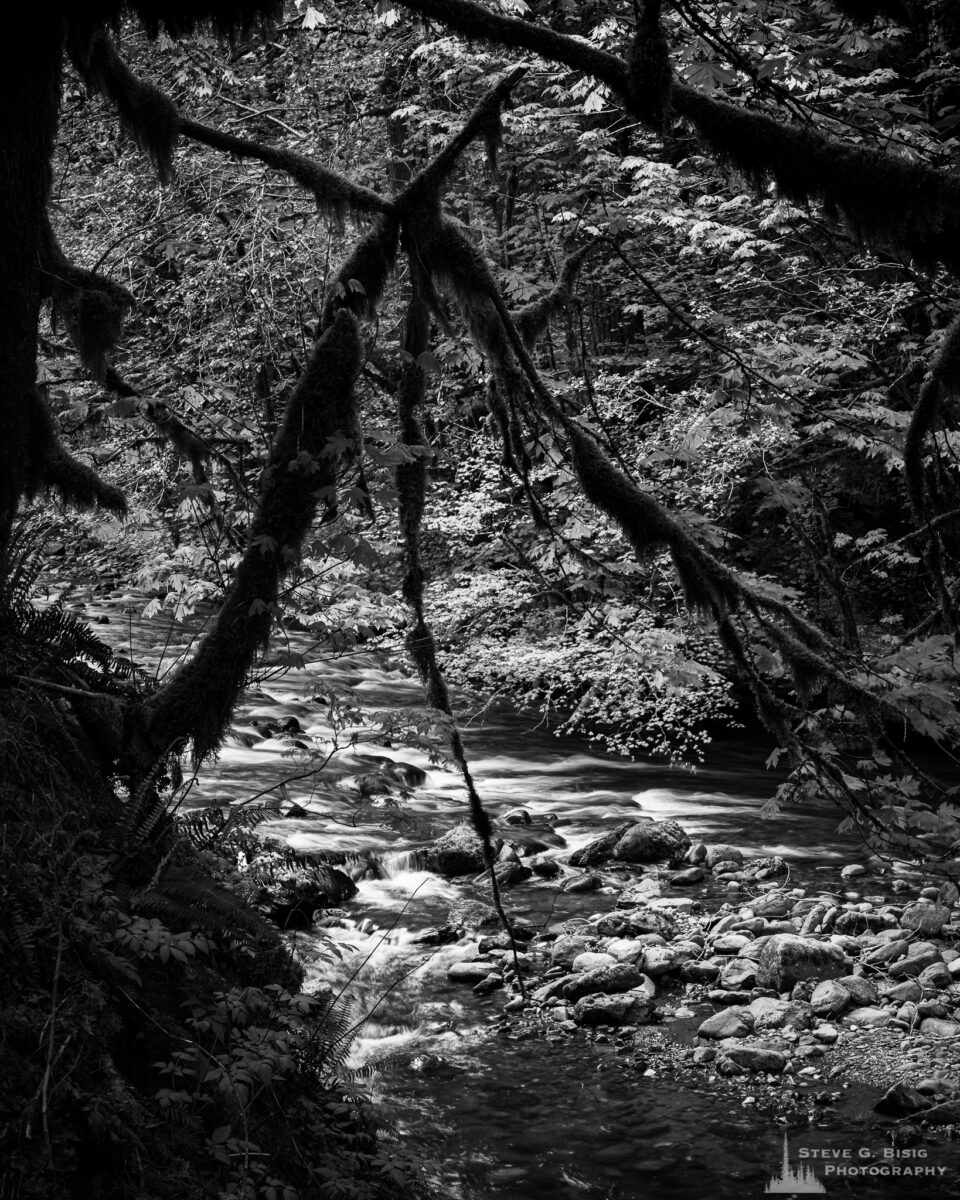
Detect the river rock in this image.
<box><xmin>502</xmin><ymin>807</ymin><xmax>532</xmax><ymax>824</ymax></box>
<box><xmin>919</xmin><ymin>1018</ymin><xmax>960</xmax><ymax>1038</ymax></box>
<box><xmin>698</xmin><ymin>1007</ymin><xmax>754</xmax><ymax>1039</ymax></box>
<box><xmin>705</xmin><ymin>845</ymin><xmax>743</xmax><ymax>869</ymax></box>
<box><xmin>755</xmin><ymin>934</ymin><xmax>850</xmax><ymax>991</ymax></box>
<box><xmin>250</xmin><ymin>851</ymin><xmax>358</xmax><ymax>928</ymax></box>
<box><xmin>447</xmin><ymin>961</ymin><xmax>499</xmax><ymax>983</ymax></box>
<box><xmin>493</xmin><ymin>860</ymin><xmax>533</xmax><ymax>887</ymax></box>
<box><xmin>841</xmin><ymin>864</ymin><xmax>868</xmax><ymax>879</ymax></box>
<box><xmin>616</xmin><ymin>878</ymin><xmax>663</xmax><ymax>906</ymax></box>
<box><xmin>838</xmin><ymin>975</ymin><xmax>878</xmax><ymax>1006</ymax></box>
<box><xmin>595</xmin><ymin>906</ymin><xmax>678</xmax><ymax>939</ymax></box>
<box><xmin>916</xmin><ymin>1100</ymin><xmax>960</xmax><ymax>1125</ymax></box>
<box><xmin>680</xmin><ymin>959</ymin><xmax>721</xmax><ymax>983</ymax></box>
<box><xmin>814</xmin><ymin>1024</ymin><xmax>839</xmax><ymax>1043</ymax></box>
<box><xmin>605</xmin><ymin>938</ymin><xmax>645</xmax><ymax>964</ymax></box>
<box><xmin>749</xmin><ymin>892</ymin><xmax>793</xmax><ymax>919</ymax></box>
<box><xmin>641</xmin><ymin>946</ymin><xmax>679</xmax><ymax>977</ymax></box>
<box><xmin>874</xmin><ymin>1082</ymin><xmax>933</xmax><ymax>1116</ymax></box>
<box><xmin>647</xmin><ymin>896</ymin><xmax>696</xmax><ymax>913</ymax></box>
<box><xmin>613</xmin><ymin>820</ymin><xmax>691</xmax><ymax>864</ymax></box>
<box><xmin>563</xmin><ymin>962</ymin><xmax>642</xmax><ymax>1002</ymax></box>
<box><xmin>842</xmin><ymin>1006</ymin><xmax>892</xmax><ymax>1028</ymax></box>
<box><xmin>669</xmin><ymin>866</ymin><xmax>705</xmax><ymax>885</ymax></box>
<box><xmin>572</xmin><ymin>951</ymin><xmax>617</xmax><ymax>972</ymax></box>
<box><xmin>749</xmin><ymin>996</ymin><xmax>812</xmax><ymax>1031</ymax></box>
<box><xmin>710</xmin><ymin>861</ymin><xmax>743</xmax><ymax>877</ymax></box>
<box><xmin>569</xmin><ymin>822</ymin><xmax>633</xmax><ymax>867</ymax></box>
<box><xmin>720</xmin><ymin>1045</ymin><xmax>787</xmax><ymax>1074</ymax></box>
<box><xmin>563</xmin><ymin>873</ymin><xmax>602</xmax><ymax>893</ymax></box>
<box><xmin>530</xmin><ymin>856</ymin><xmax>561</xmax><ymax>879</ymax></box>
<box><xmin>901</xmin><ymin>902</ymin><xmax>951</xmax><ymax>936</ymax></box>
<box><xmin>888</xmin><ymin>947</ymin><xmax>942</xmax><ymax>979</ymax></box>
<box><xmin>551</xmin><ymin>935</ymin><xmax>593</xmax><ymax>966</ymax></box>
<box><xmin>720</xmin><ymin>958</ymin><xmax>757</xmax><ymax>989</ymax></box>
<box><xmin>427</xmin><ymin>824</ymin><xmax>499</xmax><ymax>876</ymax></box>
<box><xmin>712</xmin><ymin>933</ymin><xmax>753</xmax><ymax>956</ymax></box>
<box><xmin>862</xmin><ymin>938</ymin><xmax>908</xmax><ymax>966</ymax></box>
<box><xmin>811</xmin><ymin>979</ymin><xmax>851</xmax><ymax>1017</ymax></box>
<box><xmin>573</xmin><ymin>991</ymin><xmax>658</xmax><ymax>1027</ymax></box>
<box><xmin>744</xmin><ymin>855</ymin><xmax>787</xmax><ymax>880</ymax></box>
<box><xmin>918</xmin><ymin>961</ymin><xmax>953</xmax><ymax>989</ymax></box>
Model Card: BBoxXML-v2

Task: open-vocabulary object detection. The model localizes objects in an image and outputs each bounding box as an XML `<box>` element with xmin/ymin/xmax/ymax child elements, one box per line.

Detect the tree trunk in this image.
<box><xmin>0</xmin><ymin>16</ymin><xmax>63</xmax><ymax>543</ymax></box>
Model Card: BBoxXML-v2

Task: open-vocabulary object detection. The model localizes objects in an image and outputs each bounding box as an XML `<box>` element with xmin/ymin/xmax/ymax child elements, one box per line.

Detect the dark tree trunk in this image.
<box><xmin>0</xmin><ymin>16</ymin><xmax>63</xmax><ymax>543</ymax></box>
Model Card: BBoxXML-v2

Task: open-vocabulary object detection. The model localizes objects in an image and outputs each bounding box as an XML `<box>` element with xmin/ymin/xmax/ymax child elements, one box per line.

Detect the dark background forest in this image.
<box><xmin>4</xmin><ymin>1</ymin><xmax>960</xmax><ymax>1197</ymax></box>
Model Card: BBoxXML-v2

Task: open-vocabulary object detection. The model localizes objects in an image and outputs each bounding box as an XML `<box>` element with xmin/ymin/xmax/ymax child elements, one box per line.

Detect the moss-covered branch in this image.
<box><xmin>179</xmin><ymin>117</ymin><xmax>392</xmax><ymax>222</ymax></box>
<box><xmin>515</xmin><ymin>244</ymin><xmax>593</xmax><ymax>348</ymax></box>
<box><xmin>68</xmin><ymin>30</ymin><xmax>181</xmax><ymax>181</ymax></box>
<box><xmin>24</xmin><ymin>390</ymin><xmax>127</xmax><ymax>516</ymax></box>
<box><xmin>40</xmin><ymin>220</ymin><xmax>133</xmax><ymax>383</ymax></box>
<box><xmin>140</xmin><ymin>311</ymin><xmax>362</xmax><ymax>762</ymax></box>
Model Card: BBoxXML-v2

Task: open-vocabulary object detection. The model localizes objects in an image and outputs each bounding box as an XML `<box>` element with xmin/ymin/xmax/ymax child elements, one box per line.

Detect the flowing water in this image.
<box><xmin>63</xmin><ymin>587</ymin><xmax>960</xmax><ymax>1199</ymax></box>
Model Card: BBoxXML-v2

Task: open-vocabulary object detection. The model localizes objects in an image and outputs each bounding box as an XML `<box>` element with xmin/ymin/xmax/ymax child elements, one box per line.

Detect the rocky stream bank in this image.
<box><xmin>348</xmin><ymin>813</ymin><xmax>960</xmax><ymax>1155</ymax></box>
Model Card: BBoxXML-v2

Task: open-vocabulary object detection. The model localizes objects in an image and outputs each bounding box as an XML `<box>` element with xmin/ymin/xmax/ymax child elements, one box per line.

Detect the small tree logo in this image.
<box><xmin>765</xmin><ymin>1134</ymin><xmax>827</xmax><ymax>1194</ymax></box>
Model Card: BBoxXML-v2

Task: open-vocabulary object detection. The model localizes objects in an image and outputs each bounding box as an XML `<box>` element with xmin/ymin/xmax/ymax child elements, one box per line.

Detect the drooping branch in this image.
<box><xmin>24</xmin><ymin>390</ymin><xmax>127</xmax><ymax>517</ymax></box>
<box><xmin>400</xmin><ymin>0</ymin><xmax>960</xmax><ymax>276</ymax></box>
<box><xmin>400</xmin><ymin>65</ymin><xmax>526</xmax><ymax>206</ymax></box>
<box><xmin>40</xmin><ymin>219</ymin><xmax>134</xmax><ymax>383</ymax></box>
<box><xmin>670</xmin><ymin>85</ymin><xmax>960</xmax><ymax>276</ymax></box>
<box><xmin>398</xmin><ymin>0</ymin><xmax>628</xmax><ymax>92</ymax></box>
<box><xmin>322</xmin><ymin>216</ymin><xmax>401</xmax><ymax>325</ymax></box>
<box><xmin>178</xmin><ymin>117</ymin><xmax>392</xmax><ymax>223</ymax></box>
<box><xmin>68</xmin><ymin>29</ymin><xmax>181</xmax><ymax>182</ymax></box>
<box><xmin>515</xmin><ymin>244</ymin><xmax>594</xmax><ymax>348</ymax></box>
<box><xmin>138</xmin><ymin>310</ymin><xmax>362</xmax><ymax>763</ymax></box>
<box><xmin>103</xmin><ymin>369</ymin><xmax>213</xmax><ymax>486</ymax></box>
<box><xmin>394</xmin><ymin>263</ymin><xmax>522</xmax><ymax>959</ymax></box>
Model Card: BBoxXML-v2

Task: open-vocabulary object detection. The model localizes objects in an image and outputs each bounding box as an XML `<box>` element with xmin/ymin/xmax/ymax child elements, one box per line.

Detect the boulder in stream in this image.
<box><xmin>614</xmin><ymin>820</ymin><xmax>691</xmax><ymax>864</ymax></box>
<box><xmin>248</xmin><ymin>850</ymin><xmax>358</xmax><ymax>929</ymax></box>
<box><xmin>595</xmin><ymin>905</ymin><xmax>678</xmax><ymax>939</ymax></box>
<box><xmin>426</xmin><ymin>824</ymin><xmax>501</xmax><ymax>876</ymax></box>
<box><xmin>697</xmin><ymin>1006</ymin><xmax>754</xmax><ymax>1039</ymax></box>
<box><xmin>719</xmin><ymin>1045</ymin><xmax>787</xmax><ymax>1074</ymax></box>
<box><xmin>569</xmin><ymin>820</ymin><xmax>690</xmax><ymax>867</ymax></box>
<box><xmin>755</xmin><ymin>934</ymin><xmax>850</xmax><ymax>991</ymax></box>
<box><xmin>573</xmin><ymin>991</ymin><xmax>659</xmax><ymax>1027</ymax></box>
<box><xmin>562</xmin><ymin>962</ymin><xmax>643</xmax><ymax>1001</ymax></box>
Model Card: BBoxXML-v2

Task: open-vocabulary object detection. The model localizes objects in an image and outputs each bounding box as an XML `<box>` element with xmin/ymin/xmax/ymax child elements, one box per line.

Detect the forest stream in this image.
<box><xmin>71</xmin><ymin>585</ymin><xmax>960</xmax><ymax>1200</ymax></box>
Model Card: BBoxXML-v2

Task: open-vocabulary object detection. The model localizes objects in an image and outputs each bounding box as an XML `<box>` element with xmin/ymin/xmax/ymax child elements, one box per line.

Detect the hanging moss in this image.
<box><xmin>515</xmin><ymin>244</ymin><xmax>594</xmax><ymax>348</ymax></box>
<box><xmin>672</xmin><ymin>84</ymin><xmax>960</xmax><ymax>275</ymax></box>
<box><xmin>40</xmin><ymin>220</ymin><xmax>133</xmax><ymax>383</ymax></box>
<box><xmin>24</xmin><ymin>390</ymin><xmax>127</xmax><ymax>516</ymax></box>
<box><xmin>322</xmin><ymin>217</ymin><xmax>400</xmax><ymax>325</ymax></box>
<box><xmin>69</xmin><ymin>31</ymin><xmax>180</xmax><ymax>182</ymax></box>
<box><xmin>143</xmin><ymin>311</ymin><xmax>362</xmax><ymax>762</ymax></box>
<box><xmin>66</xmin><ymin>2</ymin><xmax>282</xmax><ymax>40</ymax></box>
